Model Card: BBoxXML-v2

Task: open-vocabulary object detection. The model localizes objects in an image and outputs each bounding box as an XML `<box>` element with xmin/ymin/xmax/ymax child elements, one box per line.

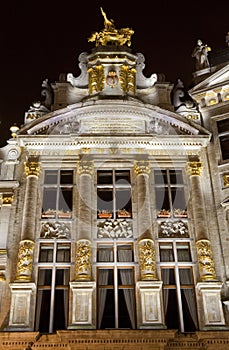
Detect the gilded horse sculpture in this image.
<box><xmin>88</xmin><ymin>7</ymin><xmax>134</xmax><ymax>47</ymax></box>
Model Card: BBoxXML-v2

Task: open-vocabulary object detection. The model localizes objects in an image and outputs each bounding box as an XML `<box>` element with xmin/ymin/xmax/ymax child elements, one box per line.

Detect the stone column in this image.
<box><xmin>15</xmin><ymin>159</ymin><xmax>41</xmax><ymax>281</ymax></box>
<box><xmin>8</xmin><ymin>159</ymin><xmax>41</xmax><ymax>331</ymax></box>
<box><xmin>69</xmin><ymin>160</ymin><xmax>96</xmax><ymax>329</ymax></box>
<box><xmin>0</xmin><ymin>193</ymin><xmax>14</xmax><ymax>281</ymax></box>
<box><xmin>186</xmin><ymin>159</ymin><xmax>216</xmax><ymax>281</ymax></box>
<box><xmin>134</xmin><ymin>161</ymin><xmax>165</xmax><ymax>329</ymax></box>
<box><xmin>187</xmin><ymin>158</ymin><xmax>226</xmax><ymax>329</ymax></box>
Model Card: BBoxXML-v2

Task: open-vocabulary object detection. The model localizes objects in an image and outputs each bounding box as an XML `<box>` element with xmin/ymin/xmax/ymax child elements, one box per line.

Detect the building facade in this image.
<box><xmin>0</xmin><ymin>10</ymin><xmax>229</xmax><ymax>349</ymax></box>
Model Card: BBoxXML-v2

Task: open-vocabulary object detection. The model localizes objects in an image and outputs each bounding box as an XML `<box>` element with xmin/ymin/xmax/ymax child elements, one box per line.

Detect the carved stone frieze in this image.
<box><xmin>159</xmin><ymin>220</ymin><xmax>189</xmax><ymax>238</ymax></box>
<box><xmin>40</xmin><ymin>221</ymin><xmax>71</xmax><ymax>239</ymax></box>
<box><xmin>97</xmin><ymin>219</ymin><xmax>133</xmax><ymax>238</ymax></box>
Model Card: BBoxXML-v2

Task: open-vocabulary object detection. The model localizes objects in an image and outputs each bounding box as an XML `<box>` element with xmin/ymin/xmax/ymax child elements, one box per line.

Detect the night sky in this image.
<box><xmin>0</xmin><ymin>0</ymin><xmax>228</xmax><ymax>146</ymax></box>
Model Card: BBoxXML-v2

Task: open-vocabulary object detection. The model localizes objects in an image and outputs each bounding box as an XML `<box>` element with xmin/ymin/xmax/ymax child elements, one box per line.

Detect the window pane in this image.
<box><xmin>117</xmin><ymin>245</ymin><xmax>133</xmax><ymax>262</ymax></box>
<box><xmin>97</xmin><ymin>189</ymin><xmax>113</xmax><ymax>212</ymax></box>
<box><xmin>44</xmin><ymin>170</ymin><xmax>58</xmax><ymax>184</ymax></box>
<box><xmin>60</xmin><ymin>170</ymin><xmax>73</xmax><ymax>184</ymax></box>
<box><xmin>97</xmin><ymin>170</ymin><xmax>113</xmax><ymax>184</ymax></box>
<box><xmin>38</xmin><ymin>269</ymin><xmax>52</xmax><ymax>286</ymax></box>
<box><xmin>154</xmin><ymin>170</ymin><xmax>167</xmax><ymax>184</ymax></box>
<box><xmin>53</xmin><ymin>290</ymin><xmax>68</xmax><ymax>331</ymax></box>
<box><xmin>116</xmin><ymin>189</ymin><xmax>132</xmax><ymax>213</ymax></box>
<box><xmin>42</xmin><ymin>188</ymin><xmax>57</xmax><ymax>212</ymax></box>
<box><xmin>39</xmin><ymin>245</ymin><xmax>54</xmax><ymax>262</ymax></box>
<box><xmin>217</xmin><ymin>118</ymin><xmax>229</xmax><ymax>133</ymax></box>
<box><xmin>169</xmin><ymin>170</ymin><xmax>183</xmax><ymax>184</ymax></box>
<box><xmin>177</xmin><ymin>243</ymin><xmax>191</xmax><ymax>262</ymax></box>
<box><xmin>115</xmin><ymin>170</ymin><xmax>130</xmax><ymax>184</ymax></box>
<box><xmin>58</xmin><ymin>188</ymin><xmax>72</xmax><ymax>213</ymax></box>
<box><xmin>155</xmin><ymin>187</ymin><xmax>170</xmax><ymax>210</ymax></box>
<box><xmin>97</xmin><ymin>246</ymin><xmax>114</xmax><ymax>262</ymax></box>
<box><xmin>164</xmin><ymin>289</ymin><xmax>179</xmax><ymax>329</ymax></box>
<box><xmin>181</xmin><ymin>289</ymin><xmax>197</xmax><ymax>332</ymax></box>
<box><xmin>118</xmin><ymin>289</ymin><xmax>133</xmax><ymax>328</ymax></box>
<box><xmin>171</xmin><ymin>187</ymin><xmax>186</xmax><ymax>210</ymax></box>
<box><xmin>159</xmin><ymin>243</ymin><xmax>174</xmax><ymax>261</ymax></box>
<box><xmin>118</xmin><ymin>269</ymin><xmax>134</xmax><ymax>285</ymax></box>
<box><xmin>179</xmin><ymin>268</ymin><xmax>193</xmax><ymax>285</ymax></box>
<box><xmin>55</xmin><ymin>269</ymin><xmax>69</xmax><ymax>286</ymax></box>
<box><xmin>37</xmin><ymin>290</ymin><xmax>51</xmax><ymax>332</ymax></box>
<box><xmin>161</xmin><ymin>268</ymin><xmax>176</xmax><ymax>285</ymax></box>
<box><xmin>56</xmin><ymin>244</ymin><xmax>71</xmax><ymax>262</ymax></box>
<box><xmin>98</xmin><ymin>268</ymin><xmax>114</xmax><ymax>285</ymax></box>
<box><xmin>99</xmin><ymin>289</ymin><xmax>115</xmax><ymax>328</ymax></box>
<box><xmin>220</xmin><ymin>135</ymin><xmax>229</xmax><ymax>160</ymax></box>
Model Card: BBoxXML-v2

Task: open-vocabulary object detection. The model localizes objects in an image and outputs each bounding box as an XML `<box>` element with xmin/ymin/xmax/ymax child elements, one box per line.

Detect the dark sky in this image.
<box><xmin>0</xmin><ymin>0</ymin><xmax>228</xmax><ymax>146</ymax></box>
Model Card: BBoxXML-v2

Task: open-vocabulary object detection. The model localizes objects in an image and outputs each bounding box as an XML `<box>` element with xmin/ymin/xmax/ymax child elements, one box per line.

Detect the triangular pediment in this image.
<box><xmin>189</xmin><ymin>63</ymin><xmax>229</xmax><ymax>95</ymax></box>
<box><xmin>18</xmin><ymin>99</ymin><xmax>209</xmax><ymax>138</ymax></box>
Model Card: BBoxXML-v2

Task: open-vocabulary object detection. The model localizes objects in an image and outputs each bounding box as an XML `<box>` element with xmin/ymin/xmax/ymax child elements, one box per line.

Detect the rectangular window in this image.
<box><xmin>96</xmin><ymin>241</ymin><xmax>135</xmax><ymax>329</ymax></box>
<box><xmin>97</xmin><ymin>170</ymin><xmax>132</xmax><ymax>219</ymax></box>
<box><xmin>42</xmin><ymin>170</ymin><xmax>73</xmax><ymax>219</ymax></box>
<box><xmin>35</xmin><ymin>241</ymin><xmax>71</xmax><ymax>333</ymax></box>
<box><xmin>154</xmin><ymin>169</ymin><xmax>187</xmax><ymax>218</ymax></box>
<box><xmin>217</xmin><ymin>118</ymin><xmax>229</xmax><ymax>161</ymax></box>
<box><xmin>159</xmin><ymin>240</ymin><xmax>197</xmax><ymax>332</ymax></box>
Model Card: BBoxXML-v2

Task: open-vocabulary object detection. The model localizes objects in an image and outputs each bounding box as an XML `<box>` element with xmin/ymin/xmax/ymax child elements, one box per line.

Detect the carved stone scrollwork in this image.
<box><xmin>138</xmin><ymin>239</ymin><xmax>157</xmax><ymax>281</ymax></box>
<box><xmin>159</xmin><ymin>220</ymin><xmax>189</xmax><ymax>238</ymax></box>
<box><xmin>134</xmin><ymin>161</ymin><xmax>151</xmax><ymax>176</ymax></box>
<box><xmin>186</xmin><ymin>161</ymin><xmax>203</xmax><ymax>176</ymax></box>
<box><xmin>16</xmin><ymin>240</ymin><xmax>34</xmax><ymax>281</ymax></box>
<box><xmin>24</xmin><ymin>161</ymin><xmax>41</xmax><ymax>177</ymax></box>
<box><xmin>196</xmin><ymin>239</ymin><xmax>217</xmax><ymax>281</ymax></box>
<box><xmin>77</xmin><ymin>161</ymin><xmax>94</xmax><ymax>176</ymax></box>
<box><xmin>75</xmin><ymin>239</ymin><xmax>92</xmax><ymax>281</ymax></box>
<box><xmin>97</xmin><ymin>219</ymin><xmax>133</xmax><ymax>238</ymax></box>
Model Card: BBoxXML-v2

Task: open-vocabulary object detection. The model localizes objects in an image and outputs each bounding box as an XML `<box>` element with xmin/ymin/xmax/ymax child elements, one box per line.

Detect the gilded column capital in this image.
<box><xmin>196</xmin><ymin>239</ymin><xmax>217</xmax><ymax>281</ymax></box>
<box><xmin>138</xmin><ymin>238</ymin><xmax>157</xmax><ymax>281</ymax></box>
<box><xmin>24</xmin><ymin>161</ymin><xmax>41</xmax><ymax>177</ymax></box>
<box><xmin>77</xmin><ymin>161</ymin><xmax>94</xmax><ymax>176</ymax></box>
<box><xmin>134</xmin><ymin>161</ymin><xmax>151</xmax><ymax>176</ymax></box>
<box><xmin>1</xmin><ymin>193</ymin><xmax>14</xmax><ymax>206</ymax></box>
<box><xmin>15</xmin><ymin>240</ymin><xmax>35</xmax><ymax>281</ymax></box>
<box><xmin>186</xmin><ymin>161</ymin><xmax>203</xmax><ymax>176</ymax></box>
<box><xmin>75</xmin><ymin>239</ymin><xmax>92</xmax><ymax>281</ymax></box>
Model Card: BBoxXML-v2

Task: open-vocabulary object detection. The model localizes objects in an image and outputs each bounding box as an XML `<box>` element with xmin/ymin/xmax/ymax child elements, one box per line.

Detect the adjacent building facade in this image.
<box><xmin>0</xmin><ymin>10</ymin><xmax>229</xmax><ymax>349</ymax></box>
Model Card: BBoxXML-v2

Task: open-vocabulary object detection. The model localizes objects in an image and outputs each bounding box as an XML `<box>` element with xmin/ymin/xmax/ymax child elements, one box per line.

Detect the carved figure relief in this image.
<box><xmin>40</xmin><ymin>221</ymin><xmax>71</xmax><ymax>239</ymax></box>
<box><xmin>97</xmin><ymin>219</ymin><xmax>133</xmax><ymax>238</ymax></box>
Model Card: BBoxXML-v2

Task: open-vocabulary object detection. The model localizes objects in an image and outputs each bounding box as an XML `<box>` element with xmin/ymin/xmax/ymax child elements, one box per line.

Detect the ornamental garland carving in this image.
<box><xmin>16</xmin><ymin>240</ymin><xmax>34</xmax><ymax>281</ymax></box>
<box><xmin>196</xmin><ymin>239</ymin><xmax>217</xmax><ymax>281</ymax></box>
<box><xmin>97</xmin><ymin>219</ymin><xmax>133</xmax><ymax>238</ymax></box>
<box><xmin>40</xmin><ymin>222</ymin><xmax>71</xmax><ymax>239</ymax></box>
<box><xmin>138</xmin><ymin>239</ymin><xmax>157</xmax><ymax>280</ymax></box>
<box><xmin>75</xmin><ymin>240</ymin><xmax>92</xmax><ymax>280</ymax></box>
<box><xmin>159</xmin><ymin>221</ymin><xmax>189</xmax><ymax>238</ymax></box>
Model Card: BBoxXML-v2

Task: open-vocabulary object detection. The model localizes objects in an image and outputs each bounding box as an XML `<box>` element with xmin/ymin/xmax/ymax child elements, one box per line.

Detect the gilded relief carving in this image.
<box><xmin>75</xmin><ymin>239</ymin><xmax>92</xmax><ymax>280</ymax></box>
<box><xmin>196</xmin><ymin>239</ymin><xmax>217</xmax><ymax>281</ymax></box>
<box><xmin>134</xmin><ymin>161</ymin><xmax>151</xmax><ymax>176</ymax></box>
<box><xmin>24</xmin><ymin>161</ymin><xmax>41</xmax><ymax>177</ymax></box>
<box><xmin>120</xmin><ymin>65</ymin><xmax>136</xmax><ymax>93</ymax></box>
<box><xmin>16</xmin><ymin>240</ymin><xmax>34</xmax><ymax>281</ymax></box>
<box><xmin>186</xmin><ymin>161</ymin><xmax>203</xmax><ymax>176</ymax></box>
<box><xmin>77</xmin><ymin>161</ymin><xmax>94</xmax><ymax>176</ymax></box>
<box><xmin>88</xmin><ymin>65</ymin><xmax>104</xmax><ymax>94</ymax></box>
<box><xmin>138</xmin><ymin>239</ymin><xmax>157</xmax><ymax>280</ymax></box>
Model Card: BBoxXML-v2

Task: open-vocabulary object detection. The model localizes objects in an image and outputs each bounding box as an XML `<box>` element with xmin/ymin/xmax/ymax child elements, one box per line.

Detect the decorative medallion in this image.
<box><xmin>106</xmin><ymin>70</ymin><xmax>119</xmax><ymax>88</ymax></box>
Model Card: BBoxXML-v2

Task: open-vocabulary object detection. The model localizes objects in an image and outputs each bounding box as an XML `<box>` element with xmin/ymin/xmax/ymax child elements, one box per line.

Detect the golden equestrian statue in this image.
<box><xmin>88</xmin><ymin>7</ymin><xmax>134</xmax><ymax>47</ymax></box>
